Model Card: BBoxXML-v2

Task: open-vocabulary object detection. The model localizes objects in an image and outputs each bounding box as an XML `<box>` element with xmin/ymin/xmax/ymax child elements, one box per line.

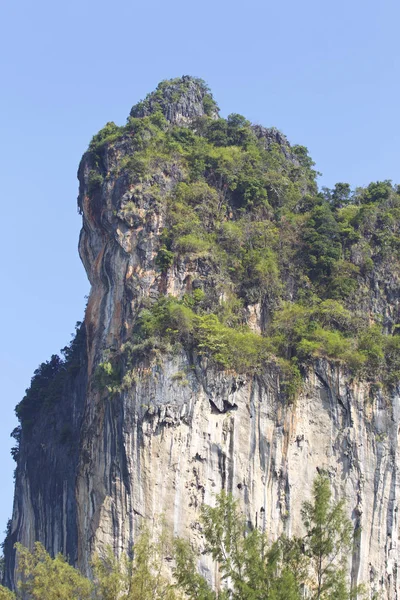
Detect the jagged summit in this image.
<box><xmin>130</xmin><ymin>75</ymin><xmax>219</xmax><ymax>124</ymax></box>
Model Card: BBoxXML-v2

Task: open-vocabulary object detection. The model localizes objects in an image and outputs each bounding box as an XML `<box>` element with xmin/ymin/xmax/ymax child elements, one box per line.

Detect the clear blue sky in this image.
<box><xmin>1</xmin><ymin>0</ymin><xmax>399</xmax><ymax>544</ymax></box>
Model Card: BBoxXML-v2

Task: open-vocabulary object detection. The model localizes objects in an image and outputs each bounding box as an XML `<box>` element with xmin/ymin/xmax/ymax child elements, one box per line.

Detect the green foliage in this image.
<box><xmin>301</xmin><ymin>473</ymin><xmax>364</xmax><ymax>600</ymax></box>
<box><xmin>135</xmin><ymin>297</ymin><xmax>195</xmax><ymax>344</ymax></box>
<box><xmin>193</xmin><ymin>492</ymin><xmax>302</xmax><ymax>600</ymax></box>
<box><xmin>226</xmin><ymin>113</ymin><xmax>254</xmax><ymax>147</ymax></box>
<box><xmin>131</xmin><ymin>286</ymin><xmax>399</xmax><ymax>390</ymax></box>
<box><xmin>5</xmin><ymin>528</ymin><xmax>180</xmax><ymax>600</ymax></box>
<box><xmin>92</xmin><ymin>522</ymin><xmax>179</xmax><ymax>600</ymax></box>
<box><xmin>15</xmin><ymin>542</ymin><xmax>92</xmax><ymax>600</ymax></box>
<box><xmin>277</xmin><ymin>358</ymin><xmax>303</xmax><ymax>401</ymax></box>
<box><xmin>148</xmin><ymin>110</ymin><xmax>169</xmax><ymax>130</ymax></box>
<box><xmin>359</xmin><ymin>180</ymin><xmax>393</xmax><ymax>204</ymax></box>
<box><xmin>126</xmin><ymin>114</ymin><xmax>167</xmax><ymax>152</ymax></box>
<box><xmin>302</xmin><ymin>202</ymin><xmax>342</xmax><ymax>281</ymax></box>
<box><xmin>186</xmin><ymin>288</ymin><xmax>205</xmax><ymax>305</ymax></box>
<box><xmin>10</xmin><ymin>427</ymin><xmax>21</xmax><ymax>461</ymax></box>
<box><xmin>14</xmin><ymin>354</ymin><xmax>64</xmax><ymax>430</ymax></box>
<box><xmin>204</xmin><ymin>114</ymin><xmax>255</xmax><ymax>149</ymax></box>
<box><xmin>88</xmin><ymin>170</ymin><xmax>104</xmax><ymax>194</ymax></box>
<box><xmin>323</xmin><ymin>182</ymin><xmax>352</xmax><ymax>209</ymax></box>
<box><xmin>327</xmin><ymin>261</ymin><xmax>359</xmax><ymax>300</ymax></box>
<box><xmin>292</xmin><ymin>144</ymin><xmax>316</xmax><ymax>170</ymax></box>
<box><xmin>202</xmin><ymin>93</ymin><xmax>218</xmax><ymax>117</ymax></box>
<box><xmin>94</xmin><ymin>360</ymin><xmax>121</xmax><ymax>394</ymax></box>
<box><xmin>89</xmin><ymin>122</ymin><xmax>125</xmax><ymax>152</ymax></box>
<box><xmin>195</xmin><ymin>314</ymin><xmax>270</xmax><ymax>371</ymax></box>
<box><xmin>216</xmin><ymin>218</ymin><xmax>281</xmax><ymax>303</ymax></box>
<box><xmin>155</xmin><ymin>247</ymin><xmax>175</xmax><ymax>272</ymax></box>
<box><xmin>173</xmin><ymin>539</ymin><xmax>218</xmax><ymax>600</ymax></box>
<box><xmin>173</xmin><ymin>181</ymin><xmax>221</xmax><ymax>227</ymax></box>
<box><xmin>357</xmin><ymin>326</ymin><xmax>385</xmax><ymax>370</ymax></box>
<box><xmin>384</xmin><ymin>335</ymin><xmax>400</xmax><ymax>387</ymax></box>
<box><xmin>0</xmin><ymin>586</ymin><xmax>15</xmax><ymax>599</ymax></box>
<box><xmin>173</xmin><ymin>477</ymin><xmax>363</xmax><ymax>600</ymax></box>
<box><xmin>336</xmin><ymin>205</ymin><xmax>362</xmax><ymax>246</ymax></box>
<box><xmin>268</xmin><ymin>297</ymin><xmax>400</xmax><ymax>380</ymax></box>
<box><xmin>174</xmin><ymin>234</ymin><xmax>212</xmax><ymax>255</ymax></box>
<box><xmin>14</xmin><ymin>323</ymin><xmax>85</xmax><ymax>433</ymax></box>
<box><xmin>270</xmin><ymin>300</ymin><xmax>357</xmax><ymax>363</ymax></box>
<box><xmin>240</xmin><ymin>247</ymin><xmax>280</xmax><ymax>302</ymax></box>
<box><xmin>91</xmin><ymin>548</ymin><xmax>124</xmax><ymax>600</ymax></box>
<box><xmin>291</xmin><ymin>145</ymin><xmax>319</xmax><ymax>190</ymax></box>
<box><xmin>133</xmin><ymin>296</ymin><xmax>270</xmax><ymax>373</ymax></box>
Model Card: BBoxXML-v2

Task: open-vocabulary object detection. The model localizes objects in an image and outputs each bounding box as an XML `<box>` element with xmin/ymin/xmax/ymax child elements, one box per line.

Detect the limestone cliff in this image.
<box><xmin>4</xmin><ymin>76</ymin><xmax>400</xmax><ymax>599</ymax></box>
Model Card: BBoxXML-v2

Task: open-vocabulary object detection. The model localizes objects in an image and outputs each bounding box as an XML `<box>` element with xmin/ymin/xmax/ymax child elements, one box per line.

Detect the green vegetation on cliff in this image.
<box><xmin>12</xmin><ymin>77</ymin><xmax>400</xmax><ymax>444</ymax></box>
<box><xmin>5</xmin><ymin>77</ymin><xmax>394</xmax><ymax>599</ymax></box>
<box><xmin>12</xmin><ymin>322</ymin><xmax>85</xmax><ymax>443</ymax></box>
<box><xmin>84</xmin><ymin>77</ymin><xmax>400</xmax><ymax>397</ymax></box>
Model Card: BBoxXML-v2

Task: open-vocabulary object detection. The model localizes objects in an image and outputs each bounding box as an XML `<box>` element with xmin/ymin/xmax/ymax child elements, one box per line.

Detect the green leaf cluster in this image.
<box><xmin>128</xmin><ymin>289</ymin><xmax>400</xmax><ymax>392</ymax></box>
<box><xmin>14</xmin><ymin>323</ymin><xmax>85</xmax><ymax>436</ymax></box>
<box><xmin>89</xmin><ymin>122</ymin><xmax>125</xmax><ymax>153</ymax></box>
<box><xmin>91</xmin><ymin>522</ymin><xmax>179</xmax><ymax>600</ymax></box>
<box><xmin>131</xmin><ymin>296</ymin><xmax>270</xmax><ymax>374</ymax></box>
<box><xmin>13</xmin><ymin>542</ymin><xmax>92</xmax><ymax>600</ymax></box>
<box><xmin>1</xmin><ymin>523</ymin><xmax>181</xmax><ymax>600</ymax></box>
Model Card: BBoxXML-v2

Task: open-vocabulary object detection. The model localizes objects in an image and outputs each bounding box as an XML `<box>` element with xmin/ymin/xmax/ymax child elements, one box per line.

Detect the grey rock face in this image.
<box><xmin>3</xmin><ymin>333</ymin><xmax>88</xmax><ymax>588</ymax></box>
<box><xmin>4</xmin><ymin>85</ymin><xmax>400</xmax><ymax>600</ymax></box>
<box><xmin>130</xmin><ymin>75</ymin><xmax>219</xmax><ymax>125</ymax></box>
<box><xmin>252</xmin><ymin>125</ymin><xmax>296</xmax><ymax>161</ymax></box>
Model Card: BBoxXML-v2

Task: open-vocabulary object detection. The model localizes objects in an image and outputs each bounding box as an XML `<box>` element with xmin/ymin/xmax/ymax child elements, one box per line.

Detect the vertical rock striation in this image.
<box><xmin>4</xmin><ymin>77</ymin><xmax>400</xmax><ymax>599</ymax></box>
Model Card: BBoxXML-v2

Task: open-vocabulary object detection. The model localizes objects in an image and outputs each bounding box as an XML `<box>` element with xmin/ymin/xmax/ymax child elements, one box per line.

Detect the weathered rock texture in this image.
<box><xmin>4</xmin><ymin>77</ymin><xmax>400</xmax><ymax>599</ymax></box>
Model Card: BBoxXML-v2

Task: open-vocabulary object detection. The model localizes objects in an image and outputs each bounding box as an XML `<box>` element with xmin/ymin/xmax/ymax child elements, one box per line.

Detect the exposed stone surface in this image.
<box><xmin>130</xmin><ymin>75</ymin><xmax>219</xmax><ymax>125</ymax></box>
<box><xmin>252</xmin><ymin>125</ymin><xmax>297</xmax><ymax>161</ymax></box>
<box><xmin>4</xmin><ymin>78</ymin><xmax>400</xmax><ymax>600</ymax></box>
<box><xmin>3</xmin><ymin>340</ymin><xmax>88</xmax><ymax>578</ymax></box>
